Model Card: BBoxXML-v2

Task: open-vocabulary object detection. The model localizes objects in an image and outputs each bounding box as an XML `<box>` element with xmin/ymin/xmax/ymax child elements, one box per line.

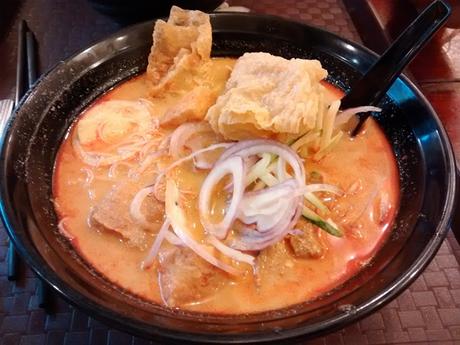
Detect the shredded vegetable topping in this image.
<box><xmin>138</xmin><ymin>137</ymin><xmax>348</xmax><ymax>274</ymax></box>
<box><xmin>72</xmin><ymin>104</ymin><xmax>382</xmax><ymax>275</ymax></box>
<box><xmin>70</xmin><ymin>57</ymin><xmax>383</xmax><ymax>276</ymax></box>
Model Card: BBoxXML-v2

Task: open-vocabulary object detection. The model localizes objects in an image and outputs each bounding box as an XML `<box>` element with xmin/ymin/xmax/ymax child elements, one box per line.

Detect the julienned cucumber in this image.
<box><xmin>302</xmin><ymin>207</ymin><xmax>343</xmax><ymax>237</ymax></box>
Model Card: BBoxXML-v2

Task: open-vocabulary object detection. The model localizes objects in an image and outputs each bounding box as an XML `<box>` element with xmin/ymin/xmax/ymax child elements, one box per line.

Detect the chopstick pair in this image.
<box><xmin>9</xmin><ymin>20</ymin><xmax>51</xmax><ymax>311</ymax></box>
<box><xmin>7</xmin><ymin>20</ymin><xmax>30</xmax><ymax>282</ymax></box>
<box><xmin>14</xmin><ymin>20</ymin><xmax>37</xmax><ymax>106</ymax></box>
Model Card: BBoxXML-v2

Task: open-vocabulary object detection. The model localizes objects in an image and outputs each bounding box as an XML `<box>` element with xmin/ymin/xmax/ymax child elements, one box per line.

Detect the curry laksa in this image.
<box><xmin>53</xmin><ymin>7</ymin><xmax>399</xmax><ymax>314</ymax></box>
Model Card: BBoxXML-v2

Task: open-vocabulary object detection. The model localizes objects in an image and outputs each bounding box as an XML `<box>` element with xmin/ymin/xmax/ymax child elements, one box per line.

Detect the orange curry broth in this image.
<box><xmin>53</xmin><ymin>58</ymin><xmax>399</xmax><ymax>314</ymax></box>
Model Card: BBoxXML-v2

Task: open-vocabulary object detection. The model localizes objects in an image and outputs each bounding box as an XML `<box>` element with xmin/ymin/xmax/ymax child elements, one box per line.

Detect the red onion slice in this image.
<box><xmin>158</xmin><ymin>133</ymin><xmax>172</xmax><ymax>150</ymax></box>
<box><xmin>238</xmin><ymin>179</ymin><xmax>301</xmax><ymax>232</ymax></box>
<box><xmin>238</xmin><ymin>214</ymin><xmax>259</xmax><ymax>225</ymax></box>
<box><xmin>231</xmin><ymin>195</ymin><xmax>303</xmax><ymax>251</ymax></box>
<box><xmin>197</xmin><ymin>140</ymin><xmax>307</xmax><ymax>252</ymax></box>
<box><xmin>276</xmin><ymin>157</ymin><xmax>289</xmax><ymax>181</ymax></box>
<box><xmin>131</xmin><ymin>149</ymin><xmax>166</xmax><ymax>179</ymax></box>
<box><xmin>166</xmin><ymin>180</ymin><xmax>239</xmax><ymax>275</ymax></box>
<box><xmin>242</xmin><ymin>178</ymin><xmax>299</xmax><ymax>201</ymax></box>
<box><xmin>243</xmin><ymin>197</ymin><xmax>290</xmax><ymax>218</ymax></box>
<box><xmin>185</xmin><ymin>134</ymin><xmax>222</xmax><ymax>170</ymax></box>
<box><xmin>254</xmin><ymin>201</ymin><xmax>291</xmax><ymax>232</ymax></box>
<box><xmin>80</xmin><ymin>167</ymin><xmax>94</xmax><ymax>188</ymax></box>
<box><xmin>193</xmin><ymin>156</ymin><xmax>214</xmax><ymax>170</ymax></box>
<box><xmin>164</xmin><ymin>231</ymin><xmax>183</xmax><ymax>246</ymax></box>
<box><xmin>304</xmin><ymin>183</ymin><xmax>344</xmax><ymax>195</ymax></box>
<box><xmin>334</xmin><ymin>106</ymin><xmax>382</xmax><ymax>127</ymax></box>
<box><xmin>217</xmin><ymin>139</ymin><xmax>305</xmax><ymax>186</ymax></box>
<box><xmin>199</xmin><ymin>156</ymin><xmax>245</xmax><ymax>240</ymax></box>
<box><xmin>57</xmin><ymin>217</ymin><xmax>75</xmax><ymax>241</ymax></box>
<box><xmin>141</xmin><ymin>218</ymin><xmax>171</xmax><ymax>270</ymax></box>
<box><xmin>255</xmin><ymin>196</ymin><xmax>300</xmax><ymax>237</ymax></box>
<box><xmin>130</xmin><ymin>186</ymin><xmax>155</xmax><ymax>228</ymax></box>
<box><xmin>170</xmin><ymin>220</ymin><xmax>239</xmax><ymax>275</ymax></box>
<box><xmin>208</xmin><ymin>236</ymin><xmax>255</xmax><ymax>265</ymax></box>
<box><xmin>241</xmin><ymin>178</ymin><xmax>299</xmax><ymax>201</ymax></box>
<box><xmin>108</xmin><ymin>161</ymin><xmax>133</xmax><ymax>179</ymax></box>
<box><xmin>153</xmin><ymin>143</ymin><xmax>234</xmax><ymax>201</ymax></box>
<box><xmin>169</xmin><ymin>122</ymin><xmax>213</xmax><ymax>160</ymax></box>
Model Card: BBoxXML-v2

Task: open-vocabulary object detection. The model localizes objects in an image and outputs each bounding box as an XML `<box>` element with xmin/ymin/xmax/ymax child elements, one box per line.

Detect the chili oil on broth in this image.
<box><xmin>53</xmin><ymin>58</ymin><xmax>399</xmax><ymax>314</ymax></box>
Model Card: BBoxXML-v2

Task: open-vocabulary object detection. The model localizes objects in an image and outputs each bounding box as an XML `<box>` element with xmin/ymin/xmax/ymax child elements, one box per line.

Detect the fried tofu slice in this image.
<box><xmin>146</xmin><ymin>6</ymin><xmax>212</xmax><ymax>95</ymax></box>
<box><xmin>160</xmin><ymin>86</ymin><xmax>217</xmax><ymax>127</ymax></box>
<box><xmin>91</xmin><ymin>178</ymin><xmax>164</xmax><ymax>247</ymax></box>
<box><xmin>287</xmin><ymin>220</ymin><xmax>325</xmax><ymax>259</ymax></box>
<box><xmin>206</xmin><ymin>52</ymin><xmax>329</xmax><ymax>140</ymax></box>
<box><xmin>158</xmin><ymin>246</ymin><xmax>225</xmax><ymax>307</ymax></box>
<box><xmin>255</xmin><ymin>241</ymin><xmax>297</xmax><ymax>288</ymax></box>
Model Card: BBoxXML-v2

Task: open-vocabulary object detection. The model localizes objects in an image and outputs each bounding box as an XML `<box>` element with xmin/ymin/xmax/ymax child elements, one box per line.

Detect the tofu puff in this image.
<box><xmin>206</xmin><ymin>52</ymin><xmax>329</xmax><ymax>140</ymax></box>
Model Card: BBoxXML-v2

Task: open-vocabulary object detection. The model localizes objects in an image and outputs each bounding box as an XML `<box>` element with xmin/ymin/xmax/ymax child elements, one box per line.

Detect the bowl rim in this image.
<box><xmin>0</xmin><ymin>12</ymin><xmax>457</xmax><ymax>343</ymax></box>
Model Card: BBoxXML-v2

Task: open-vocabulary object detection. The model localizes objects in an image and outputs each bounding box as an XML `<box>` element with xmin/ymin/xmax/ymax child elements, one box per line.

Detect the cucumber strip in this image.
<box><xmin>246</xmin><ymin>153</ymin><xmax>272</xmax><ymax>185</ymax></box>
<box><xmin>314</xmin><ymin>131</ymin><xmax>343</xmax><ymax>161</ymax></box>
<box><xmin>265</xmin><ymin>157</ymin><xmax>331</xmax><ymax>214</ymax></box>
<box><xmin>259</xmin><ymin>172</ymin><xmax>278</xmax><ymax>187</ymax></box>
<box><xmin>302</xmin><ymin>206</ymin><xmax>343</xmax><ymax>237</ymax></box>
<box><xmin>304</xmin><ymin>192</ymin><xmax>329</xmax><ymax>214</ymax></box>
<box><xmin>267</xmin><ymin>160</ymin><xmax>277</xmax><ymax>173</ymax></box>
<box><xmin>290</xmin><ymin>130</ymin><xmax>319</xmax><ymax>152</ymax></box>
<box><xmin>252</xmin><ymin>180</ymin><xmax>266</xmax><ymax>191</ymax></box>
<box><xmin>320</xmin><ymin>100</ymin><xmax>341</xmax><ymax>151</ymax></box>
<box><xmin>315</xmin><ymin>92</ymin><xmax>324</xmax><ymax>132</ymax></box>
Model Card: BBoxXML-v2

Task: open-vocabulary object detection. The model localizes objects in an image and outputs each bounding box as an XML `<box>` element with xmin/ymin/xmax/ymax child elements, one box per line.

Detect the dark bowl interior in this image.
<box><xmin>0</xmin><ymin>13</ymin><xmax>457</xmax><ymax>344</ymax></box>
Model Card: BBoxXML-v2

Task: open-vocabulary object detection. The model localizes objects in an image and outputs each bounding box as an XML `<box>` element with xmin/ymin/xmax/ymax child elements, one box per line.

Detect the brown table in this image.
<box><xmin>0</xmin><ymin>1</ymin><xmax>459</xmax><ymax>344</ymax></box>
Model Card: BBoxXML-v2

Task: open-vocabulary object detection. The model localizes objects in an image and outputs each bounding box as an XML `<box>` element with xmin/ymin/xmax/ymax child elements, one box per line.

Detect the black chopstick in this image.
<box><xmin>9</xmin><ymin>20</ymin><xmax>52</xmax><ymax>311</ymax></box>
<box><xmin>14</xmin><ymin>20</ymin><xmax>26</xmax><ymax>107</ymax></box>
<box><xmin>24</xmin><ymin>26</ymin><xmax>52</xmax><ymax>311</ymax></box>
<box><xmin>8</xmin><ymin>20</ymin><xmax>27</xmax><ymax>281</ymax></box>
<box><xmin>7</xmin><ymin>244</ymin><xmax>18</xmax><ymax>281</ymax></box>
<box><xmin>26</xmin><ymin>31</ymin><xmax>37</xmax><ymax>88</ymax></box>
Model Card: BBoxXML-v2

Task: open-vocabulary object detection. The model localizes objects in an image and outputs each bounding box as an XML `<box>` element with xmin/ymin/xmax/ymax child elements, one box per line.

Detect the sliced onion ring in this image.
<box><xmin>334</xmin><ymin>106</ymin><xmax>382</xmax><ymax>128</ymax></box>
<box><xmin>276</xmin><ymin>157</ymin><xmax>288</xmax><ymax>181</ymax></box>
<box><xmin>304</xmin><ymin>183</ymin><xmax>344</xmax><ymax>195</ymax></box>
<box><xmin>217</xmin><ymin>139</ymin><xmax>305</xmax><ymax>186</ymax></box>
<box><xmin>199</xmin><ymin>155</ymin><xmax>245</xmax><ymax>240</ymax></box>
<box><xmin>187</xmin><ymin>137</ymin><xmax>216</xmax><ymax>170</ymax></box>
<box><xmin>208</xmin><ymin>236</ymin><xmax>255</xmax><ymax>265</ymax></box>
<box><xmin>130</xmin><ymin>186</ymin><xmax>155</xmax><ymax>228</ymax></box>
<box><xmin>164</xmin><ymin>231</ymin><xmax>183</xmax><ymax>246</ymax></box>
<box><xmin>57</xmin><ymin>217</ymin><xmax>74</xmax><ymax>241</ymax></box>
<box><xmin>130</xmin><ymin>149</ymin><xmax>166</xmax><ymax>179</ymax></box>
<box><xmin>153</xmin><ymin>143</ymin><xmax>234</xmax><ymax>201</ymax></box>
<box><xmin>141</xmin><ymin>218</ymin><xmax>171</xmax><ymax>270</ymax></box>
<box><xmin>169</xmin><ymin>122</ymin><xmax>213</xmax><ymax>160</ymax></box>
<box><xmin>231</xmin><ymin>195</ymin><xmax>303</xmax><ymax>251</ymax></box>
<box><xmin>166</xmin><ymin>180</ymin><xmax>239</xmax><ymax>275</ymax></box>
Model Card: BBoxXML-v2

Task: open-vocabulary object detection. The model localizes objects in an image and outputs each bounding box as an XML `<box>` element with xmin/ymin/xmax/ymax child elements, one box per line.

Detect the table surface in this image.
<box><xmin>0</xmin><ymin>1</ymin><xmax>460</xmax><ymax>345</ymax></box>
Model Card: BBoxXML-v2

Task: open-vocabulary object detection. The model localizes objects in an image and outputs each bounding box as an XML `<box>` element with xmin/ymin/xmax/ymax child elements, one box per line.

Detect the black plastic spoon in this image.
<box><xmin>341</xmin><ymin>0</ymin><xmax>451</xmax><ymax>136</ymax></box>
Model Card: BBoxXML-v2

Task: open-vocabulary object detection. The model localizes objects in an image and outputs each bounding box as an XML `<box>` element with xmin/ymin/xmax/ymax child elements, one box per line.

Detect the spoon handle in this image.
<box><xmin>342</xmin><ymin>0</ymin><xmax>451</xmax><ymax>135</ymax></box>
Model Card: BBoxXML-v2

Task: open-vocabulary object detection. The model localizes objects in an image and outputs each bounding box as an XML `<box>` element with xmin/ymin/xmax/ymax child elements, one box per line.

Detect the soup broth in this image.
<box><xmin>53</xmin><ymin>57</ymin><xmax>399</xmax><ymax>314</ymax></box>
